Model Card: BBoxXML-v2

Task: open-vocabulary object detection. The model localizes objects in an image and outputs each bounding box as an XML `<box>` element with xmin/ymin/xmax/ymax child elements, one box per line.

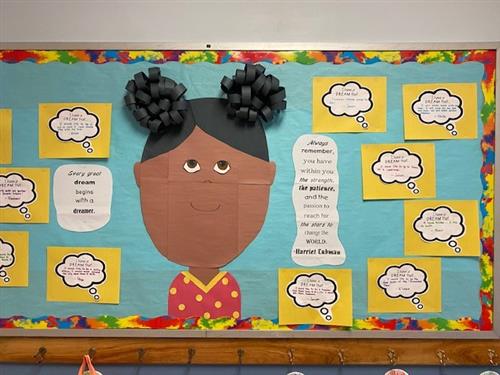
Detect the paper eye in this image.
<box><xmin>183</xmin><ymin>159</ymin><xmax>200</xmax><ymax>173</ymax></box>
<box><xmin>214</xmin><ymin>160</ymin><xmax>231</xmax><ymax>175</ymax></box>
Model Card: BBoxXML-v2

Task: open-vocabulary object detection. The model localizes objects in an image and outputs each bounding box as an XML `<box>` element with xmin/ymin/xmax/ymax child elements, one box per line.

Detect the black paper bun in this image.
<box><xmin>220</xmin><ymin>64</ymin><xmax>286</xmax><ymax>123</ymax></box>
<box><xmin>124</xmin><ymin>67</ymin><xmax>188</xmax><ymax>133</ymax></box>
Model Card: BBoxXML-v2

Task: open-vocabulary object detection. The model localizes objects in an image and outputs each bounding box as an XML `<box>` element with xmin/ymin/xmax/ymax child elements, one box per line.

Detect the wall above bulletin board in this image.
<box><xmin>0</xmin><ymin>43</ymin><xmax>499</xmax><ymax>367</ymax></box>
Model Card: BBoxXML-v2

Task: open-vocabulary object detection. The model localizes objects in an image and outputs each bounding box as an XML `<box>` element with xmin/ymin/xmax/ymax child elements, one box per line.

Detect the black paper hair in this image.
<box><xmin>125</xmin><ymin>64</ymin><xmax>286</xmax><ymax>162</ymax></box>
<box><xmin>124</xmin><ymin>67</ymin><xmax>188</xmax><ymax>133</ymax></box>
<box><xmin>221</xmin><ymin>63</ymin><xmax>286</xmax><ymax>123</ymax></box>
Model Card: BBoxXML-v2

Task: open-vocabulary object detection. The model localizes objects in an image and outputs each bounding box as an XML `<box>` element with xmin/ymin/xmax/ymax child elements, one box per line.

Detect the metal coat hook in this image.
<box><xmin>138</xmin><ymin>348</ymin><xmax>146</xmax><ymax>363</ymax></box>
<box><xmin>33</xmin><ymin>347</ymin><xmax>47</xmax><ymax>364</ymax></box>
<box><xmin>337</xmin><ymin>349</ymin><xmax>345</xmax><ymax>366</ymax></box>
<box><xmin>288</xmin><ymin>348</ymin><xmax>295</xmax><ymax>366</ymax></box>
<box><xmin>387</xmin><ymin>348</ymin><xmax>397</xmax><ymax>366</ymax></box>
<box><xmin>488</xmin><ymin>348</ymin><xmax>498</xmax><ymax>366</ymax></box>
<box><xmin>88</xmin><ymin>347</ymin><xmax>97</xmax><ymax>361</ymax></box>
<box><xmin>237</xmin><ymin>349</ymin><xmax>244</xmax><ymax>365</ymax></box>
<box><xmin>436</xmin><ymin>349</ymin><xmax>448</xmax><ymax>366</ymax></box>
<box><xmin>187</xmin><ymin>348</ymin><xmax>196</xmax><ymax>365</ymax></box>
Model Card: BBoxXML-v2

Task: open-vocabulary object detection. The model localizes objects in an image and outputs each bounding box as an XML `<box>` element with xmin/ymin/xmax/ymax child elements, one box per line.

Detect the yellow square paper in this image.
<box><xmin>361</xmin><ymin>143</ymin><xmax>436</xmax><ymax>200</ymax></box>
<box><xmin>279</xmin><ymin>268</ymin><xmax>352</xmax><ymax>326</ymax></box>
<box><xmin>313</xmin><ymin>76</ymin><xmax>387</xmax><ymax>133</ymax></box>
<box><xmin>403</xmin><ymin>83</ymin><xmax>477</xmax><ymax>140</ymax></box>
<box><xmin>0</xmin><ymin>109</ymin><xmax>12</xmax><ymax>164</ymax></box>
<box><xmin>404</xmin><ymin>200</ymin><xmax>480</xmax><ymax>256</ymax></box>
<box><xmin>0</xmin><ymin>231</ymin><xmax>29</xmax><ymax>287</ymax></box>
<box><xmin>368</xmin><ymin>258</ymin><xmax>441</xmax><ymax>313</ymax></box>
<box><xmin>0</xmin><ymin>167</ymin><xmax>50</xmax><ymax>223</ymax></box>
<box><xmin>39</xmin><ymin>103</ymin><xmax>112</xmax><ymax>158</ymax></box>
<box><xmin>47</xmin><ymin>247</ymin><xmax>121</xmax><ymax>304</ymax></box>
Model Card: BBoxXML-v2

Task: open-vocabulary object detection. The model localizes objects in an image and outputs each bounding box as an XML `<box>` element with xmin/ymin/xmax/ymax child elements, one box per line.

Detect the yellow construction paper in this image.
<box><xmin>368</xmin><ymin>258</ymin><xmax>441</xmax><ymax>313</ymax></box>
<box><xmin>313</xmin><ymin>76</ymin><xmax>387</xmax><ymax>133</ymax></box>
<box><xmin>0</xmin><ymin>109</ymin><xmax>12</xmax><ymax>164</ymax></box>
<box><xmin>0</xmin><ymin>167</ymin><xmax>50</xmax><ymax>223</ymax></box>
<box><xmin>278</xmin><ymin>268</ymin><xmax>352</xmax><ymax>326</ymax></box>
<box><xmin>404</xmin><ymin>200</ymin><xmax>480</xmax><ymax>257</ymax></box>
<box><xmin>46</xmin><ymin>247</ymin><xmax>121</xmax><ymax>304</ymax></box>
<box><xmin>0</xmin><ymin>231</ymin><xmax>29</xmax><ymax>287</ymax></box>
<box><xmin>403</xmin><ymin>83</ymin><xmax>477</xmax><ymax>140</ymax></box>
<box><xmin>361</xmin><ymin>143</ymin><xmax>436</xmax><ymax>200</ymax></box>
<box><xmin>39</xmin><ymin>103</ymin><xmax>112</xmax><ymax>158</ymax></box>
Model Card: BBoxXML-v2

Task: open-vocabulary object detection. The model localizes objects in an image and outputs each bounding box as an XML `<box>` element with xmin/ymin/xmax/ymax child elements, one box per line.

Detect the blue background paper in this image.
<box><xmin>0</xmin><ymin>60</ymin><xmax>484</xmax><ymax>321</ymax></box>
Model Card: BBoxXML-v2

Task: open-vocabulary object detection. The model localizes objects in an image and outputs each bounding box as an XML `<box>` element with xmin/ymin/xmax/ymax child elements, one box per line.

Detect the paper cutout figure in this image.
<box><xmin>53</xmin><ymin>164</ymin><xmax>113</xmax><ymax>232</ymax></box>
<box><xmin>291</xmin><ymin>134</ymin><xmax>345</xmax><ymax>265</ymax></box>
<box><xmin>0</xmin><ymin>167</ymin><xmax>50</xmax><ymax>223</ymax></box>
<box><xmin>0</xmin><ymin>231</ymin><xmax>29</xmax><ymax>287</ymax></box>
<box><xmin>368</xmin><ymin>258</ymin><xmax>441</xmax><ymax>313</ymax></box>
<box><xmin>126</xmin><ymin>65</ymin><xmax>285</xmax><ymax>319</ymax></box>
<box><xmin>361</xmin><ymin>143</ymin><xmax>436</xmax><ymax>200</ymax></box>
<box><xmin>0</xmin><ymin>109</ymin><xmax>12</xmax><ymax>164</ymax></box>
<box><xmin>279</xmin><ymin>268</ymin><xmax>352</xmax><ymax>326</ymax></box>
<box><xmin>46</xmin><ymin>247</ymin><xmax>121</xmax><ymax>304</ymax></box>
<box><xmin>403</xmin><ymin>83</ymin><xmax>477</xmax><ymax>140</ymax></box>
<box><xmin>39</xmin><ymin>103</ymin><xmax>112</xmax><ymax>158</ymax></box>
<box><xmin>312</xmin><ymin>76</ymin><xmax>387</xmax><ymax>133</ymax></box>
<box><xmin>404</xmin><ymin>200</ymin><xmax>480</xmax><ymax>256</ymax></box>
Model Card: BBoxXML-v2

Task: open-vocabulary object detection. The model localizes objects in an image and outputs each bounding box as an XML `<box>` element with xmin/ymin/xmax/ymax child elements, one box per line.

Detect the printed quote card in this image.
<box><xmin>361</xmin><ymin>143</ymin><xmax>436</xmax><ymax>200</ymax></box>
<box><xmin>0</xmin><ymin>231</ymin><xmax>29</xmax><ymax>287</ymax></box>
<box><xmin>290</xmin><ymin>135</ymin><xmax>345</xmax><ymax>266</ymax></box>
<box><xmin>404</xmin><ymin>200</ymin><xmax>480</xmax><ymax>256</ymax></box>
<box><xmin>46</xmin><ymin>247</ymin><xmax>121</xmax><ymax>304</ymax></box>
<box><xmin>279</xmin><ymin>268</ymin><xmax>352</xmax><ymax>326</ymax></box>
<box><xmin>313</xmin><ymin>77</ymin><xmax>387</xmax><ymax>133</ymax></box>
<box><xmin>403</xmin><ymin>83</ymin><xmax>478</xmax><ymax>140</ymax></box>
<box><xmin>0</xmin><ymin>167</ymin><xmax>50</xmax><ymax>223</ymax></box>
<box><xmin>39</xmin><ymin>103</ymin><xmax>112</xmax><ymax>158</ymax></box>
<box><xmin>368</xmin><ymin>258</ymin><xmax>441</xmax><ymax>313</ymax></box>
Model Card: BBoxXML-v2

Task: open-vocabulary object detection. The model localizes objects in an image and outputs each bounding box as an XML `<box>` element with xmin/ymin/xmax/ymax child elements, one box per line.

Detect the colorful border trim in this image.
<box><xmin>0</xmin><ymin>49</ymin><xmax>495</xmax><ymax>331</ymax></box>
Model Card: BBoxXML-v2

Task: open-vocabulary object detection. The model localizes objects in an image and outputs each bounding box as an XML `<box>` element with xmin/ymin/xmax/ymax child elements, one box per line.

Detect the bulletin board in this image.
<box><xmin>0</xmin><ymin>45</ymin><xmax>498</xmax><ymax>348</ymax></box>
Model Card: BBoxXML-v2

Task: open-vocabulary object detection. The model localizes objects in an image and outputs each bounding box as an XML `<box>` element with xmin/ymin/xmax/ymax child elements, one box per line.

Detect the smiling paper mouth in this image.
<box><xmin>190</xmin><ymin>202</ymin><xmax>221</xmax><ymax>212</ymax></box>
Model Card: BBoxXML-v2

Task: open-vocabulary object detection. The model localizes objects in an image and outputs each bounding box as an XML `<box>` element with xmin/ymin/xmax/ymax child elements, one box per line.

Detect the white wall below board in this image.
<box><xmin>1</xmin><ymin>0</ymin><xmax>499</xmax><ymax>44</ymax></box>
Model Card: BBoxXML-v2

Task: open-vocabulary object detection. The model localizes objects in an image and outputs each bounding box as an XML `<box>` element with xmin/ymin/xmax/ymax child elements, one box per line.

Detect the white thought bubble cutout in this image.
<box><xmin>0</xmin><ymin>239</ymin><xmax>15</xmax><ymax>283</ymax></box>
<box><xmin>411</xmin><ymin>88</ymin><xmax>463</xmax><ymax>136</ymax></box>
<box><xmin>377</xmin><ymin>263</ymin><xmax>429</xmax><ymax>310</ymax></box>
<box><xmin>286</xmin><ymin>273</ymin><xmax>339</xmax><ymax>322</ymax></box>
<box><xmin>413</xmin><ymin>206</ymin><xmax>465</xmax><ymax>254</ymax></box>
<box><xmin>321</xmin><ymin>81</ymin><xmax>373</xmax><ymax>129</ymax></box>
<box><xmin>0</xmin><ymin>172</ymin><xmax>37</xmax><ymax>220</ymax></box>
<box><xmin>55</xmin><ymin>252</ymin><xmax>106</xmax><ymax>301</ymax></box>
<box><xmin>371</xmin><ymin>148</ymin><xmax>423</xmax><ymax>195</ymax></box>
<box><xmin>49</xmin><ymin>107</ymin><xmax>100</xmax><ymax>153</ymax></box>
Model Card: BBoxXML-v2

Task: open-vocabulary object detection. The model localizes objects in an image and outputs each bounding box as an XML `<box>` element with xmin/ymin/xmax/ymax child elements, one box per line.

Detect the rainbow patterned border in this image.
<box><xmin>0</xmin><ymin>49</ymin><xmax>495</xmax><ymax>331</ymax></box>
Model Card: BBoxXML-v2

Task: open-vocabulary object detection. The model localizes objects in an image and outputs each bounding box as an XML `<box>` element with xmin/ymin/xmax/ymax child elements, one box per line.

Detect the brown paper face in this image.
<box><xmin>135</xmin><ymin>126</ymin><xmax>276</xmax><ymax>268</ymax></box>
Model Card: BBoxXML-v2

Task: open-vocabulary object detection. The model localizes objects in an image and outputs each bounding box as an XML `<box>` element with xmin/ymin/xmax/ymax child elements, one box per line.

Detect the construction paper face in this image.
<box><xmin>53</xmin><ymin>164</ymin><xmax>113</xmax><ymax>232</ymax></box>
<box><xmin>403</xmin><ymin>83</ymin><xmax>478</xmax><ymax>140</ymax></box>
<box><xmin>39</xmin><ymin>103</ymin><xmax>112</xmax><ymax>158</ymax></box>
<box><xmin>0</xmin><ymin>167</ymin><xmax>50</xmax><ymax>223</ymax></box>
<box><xmin>0</xmin><ymin>231</ymin><xmax>29</xmax><ymax>287</ymax></box>
<box><xmin>0</xmin><ymin>109</ymin><xmax>12</xmax><ymax>164</ymax></box>
<box><xmin>368</xmin><ymin>258</ymin><xmax>441</xmax><ymax>313</ymax></box>
<box><xmin>313</xmin><ymin>76</ymin><xmax>387</xmax><ymax>133</ymax></box>
<box><xmin>278</xmin><ymin>268</ymin><xmax>352</xmax><ymax>326</ymax></box>
<box><xmin>135</xmin><ymin>126</ymin><xmax>275</xmax><ymax>269</ymax></box>
<box><xmin>361</xmin><ymin>143</ymin><xmax>436</xmax><ymax>200</ymax></box>
<box><xmin>46</xmin><ymin>246</ymin><xmax>121</xmax><ymax>304</ymax></box>
<box><xmin>404</xmin><ymin>200</ymin><xmax>480</xmax><ymax>256</ymax></box>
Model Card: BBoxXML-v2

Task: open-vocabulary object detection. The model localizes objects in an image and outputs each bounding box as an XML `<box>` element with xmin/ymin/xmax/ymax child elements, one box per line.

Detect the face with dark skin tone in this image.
<box><xmin>134</xmin><ymin>126</ymin><xmax>276</xmax><ymax>284</ymax></box>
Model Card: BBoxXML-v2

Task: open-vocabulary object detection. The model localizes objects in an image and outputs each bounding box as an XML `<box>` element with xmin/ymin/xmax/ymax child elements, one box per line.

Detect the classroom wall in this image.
<box><xmin>1</xmin><ymin>0</ymin><xmax>500</xmax><ymax>44</ymax></box>
<box><xmin>1</xmin><ymin>1</ymin><xmax>498</xmax><ymax>373</ymax></box>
